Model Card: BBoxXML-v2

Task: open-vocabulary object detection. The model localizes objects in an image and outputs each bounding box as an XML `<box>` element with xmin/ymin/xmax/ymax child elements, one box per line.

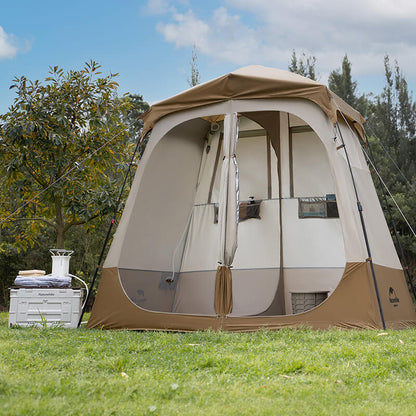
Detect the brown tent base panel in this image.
<box><xmin>87</xmin><ymin>265</ymin><xmax>416</xmax><ymax>331</ymax></box>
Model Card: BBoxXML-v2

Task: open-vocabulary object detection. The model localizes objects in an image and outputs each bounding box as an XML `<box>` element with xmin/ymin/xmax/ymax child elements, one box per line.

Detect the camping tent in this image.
<box><xmin>87</xmin><ymin>65</ymin><xmax>416</xmax><ymax>330</ymax></box>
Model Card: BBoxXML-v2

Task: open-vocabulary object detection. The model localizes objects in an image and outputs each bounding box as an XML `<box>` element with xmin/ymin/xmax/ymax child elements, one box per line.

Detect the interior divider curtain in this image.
<box><xmin>214</xmin><ymin>112</ymin><xmax>239</xmax><ymax>316</ymax></box>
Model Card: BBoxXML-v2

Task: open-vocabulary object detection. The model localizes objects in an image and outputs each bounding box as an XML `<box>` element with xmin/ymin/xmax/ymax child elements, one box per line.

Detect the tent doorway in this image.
<box><xmin>118</xmin><ymin>111</ymin><xmax>345</xmax><ymax>317</ymax></box>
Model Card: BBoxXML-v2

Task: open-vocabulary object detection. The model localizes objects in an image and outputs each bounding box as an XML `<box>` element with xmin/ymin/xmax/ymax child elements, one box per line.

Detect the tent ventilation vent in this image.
<box><xmin>291</xmin><ymin>292</ymin><xmax>328</xmax><ymax>314</ymax></box>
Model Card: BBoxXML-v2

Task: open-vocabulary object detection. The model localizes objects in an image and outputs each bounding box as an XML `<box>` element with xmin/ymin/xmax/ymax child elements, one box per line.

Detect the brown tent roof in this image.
<box><xmin>140</xmin><ymin>65</ymin><xmax>365</xmax><ymax>140</ymax></box>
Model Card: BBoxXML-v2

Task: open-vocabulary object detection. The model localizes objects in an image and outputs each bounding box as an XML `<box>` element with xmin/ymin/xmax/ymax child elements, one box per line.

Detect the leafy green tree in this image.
<box><xmin>123</xmin><ymin>94</ymin><xmax>149</xmax><ymax>158</ymax></box>
<box><xmin>0</xmin><ymin>242</ymin><xmax>20</xmax><ymax>309</ymax></box>
<box><xmin>0</xmin><ymin>61</ymin><xmax>132</xmax><ymax>249</ymax></box>
<box><xmin>288</xmin><ymin>50</ymin><xmax>317</xmax><ymax>80</ymax></box>
<box><xmin>124</xmin><ymin>94</ymin><xmax>149</xmax><ymax>140</ymax></box>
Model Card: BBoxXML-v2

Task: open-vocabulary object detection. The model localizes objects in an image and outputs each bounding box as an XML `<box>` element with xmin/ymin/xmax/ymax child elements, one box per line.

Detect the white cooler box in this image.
<box><xmin>9</xmin><ymin>288</ymin><xmax>84</xmax><ymax>328</ymax></box>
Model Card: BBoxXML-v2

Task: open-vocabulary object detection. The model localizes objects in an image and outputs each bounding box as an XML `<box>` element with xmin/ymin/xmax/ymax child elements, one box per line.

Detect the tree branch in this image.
<box><xmin>21</xmin><ymin>164</ymin><xmax>49</xmax><ymax>189</ymax></box>
<box><xmin>63</xmin><ymin>212</ymin><xmax>101</xmax><ymax>233</ymax></box>
<box><xmin>7</xmin><ymin>217</ymin><xmax>55</xmax><ymax>227</ymax></box>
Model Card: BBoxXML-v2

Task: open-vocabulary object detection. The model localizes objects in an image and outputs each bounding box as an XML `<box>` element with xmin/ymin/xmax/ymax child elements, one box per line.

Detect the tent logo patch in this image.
<box><xmin>389</xmin><ymin>287</ymin><xmax>400</xmax><ymax>306</ymax></box>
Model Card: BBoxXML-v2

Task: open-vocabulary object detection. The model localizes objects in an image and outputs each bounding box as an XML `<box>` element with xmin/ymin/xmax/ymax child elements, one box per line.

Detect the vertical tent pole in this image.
<box><xmin>77</xmin><ymin>132</ymin><xmax>147</xmax><ymax>327</ymax></box>
<box><xmin>336</xmin><ymin>122</ymin><xmax>386</xmax><ymax>329</ymax></box>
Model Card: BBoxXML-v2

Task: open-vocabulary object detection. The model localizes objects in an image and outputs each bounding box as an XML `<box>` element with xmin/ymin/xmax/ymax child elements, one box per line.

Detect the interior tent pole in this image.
<box><xmin>77</xmin><ymin>131</ymin><xmax>148</xmax><ymax>327</ymax></box>
<box><xmin>259</xmin><ymin>111</ymin><xmax>285</xmax><ymax>315</ymax></box>
<box><xmin>214</xmin><ymin>112</ymin><xmax>239</xmax><ymax>317</ymax></box>
<box><xmin>336</xmin><ymin>123</ymin><xmax>386</xmax><ymax>329</ymax></box>
<box><xmin>365</xmin><ymin>139</ymin><xmax>416</xmax><ymax>302</ymax></box>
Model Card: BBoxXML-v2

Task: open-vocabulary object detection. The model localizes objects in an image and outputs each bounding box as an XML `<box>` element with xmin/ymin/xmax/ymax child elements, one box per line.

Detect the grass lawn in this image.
<box><xmin>1</xmin><ymin>312</ymin><xmax>416</xmax><ymax>415</ymax></box>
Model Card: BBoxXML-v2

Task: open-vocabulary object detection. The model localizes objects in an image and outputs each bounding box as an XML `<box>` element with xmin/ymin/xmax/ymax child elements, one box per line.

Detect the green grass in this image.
<box><xmin>1</xmin><ymin>312</ymin><xmax>416</xmax><ymax>415</ymax></box>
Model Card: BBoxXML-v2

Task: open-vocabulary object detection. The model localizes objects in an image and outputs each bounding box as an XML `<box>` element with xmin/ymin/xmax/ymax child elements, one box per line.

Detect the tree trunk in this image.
<box><xmin>55</xmin><ymin>199</ymin><xmax>65</xmax><ymax>249</ymax></box>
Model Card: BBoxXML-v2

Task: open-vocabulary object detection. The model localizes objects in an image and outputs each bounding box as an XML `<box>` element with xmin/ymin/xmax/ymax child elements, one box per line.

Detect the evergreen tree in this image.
<box><xmin>328</xmin><ymin>54</ymin><xmax>357</xmax><ymax>106</ymax></box>
<box><xmin>328</xmin><ymin>54</ymin><xmax>372</xmax><ymax>118</ymax></box>
<box><xmin>371</xmin><ymin>56</ymin><xmax>416</xmax><ymax>157</ymax></box>
<box><xmin>367</xmin><ymin>56</ymin><xmax>416</xmax><ymax>277</ymax></box>
<box><xmin>187</xmin><ymin>45</ymin><xmax>201</xmax><ymax>87</ymax></box>
<box><xmin>288</xmin><ymin>50</ymin><xmax>317</xmax><ymax>80</ymax></box>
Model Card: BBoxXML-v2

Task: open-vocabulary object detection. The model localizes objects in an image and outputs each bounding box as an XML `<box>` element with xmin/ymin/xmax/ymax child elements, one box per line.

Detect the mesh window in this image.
<box><xmin>298</xmin><ymin>195</ymin><xmax>339</xmax><ymax>218</ymax></box>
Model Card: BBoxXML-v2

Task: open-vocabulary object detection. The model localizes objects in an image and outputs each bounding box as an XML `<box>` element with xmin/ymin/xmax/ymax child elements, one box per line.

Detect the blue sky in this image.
<box><xmin>1</xmin><ymin>0</ymin><xmax>416</xmax><ymax>114</ymax></box>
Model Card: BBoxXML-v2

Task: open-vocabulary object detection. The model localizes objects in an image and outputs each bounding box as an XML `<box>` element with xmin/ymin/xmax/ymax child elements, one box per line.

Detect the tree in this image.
<box><xmin>371</xmin><ymin>56</ymin><xmax>416</xmax><ymax>156</ymax></box>
<box><xmin>0</xmin><ymin>61</ymin><xmax>132</xmax><ymax>249</ymax></box>
<box><xmin>288</xmin><ymin>50</ymin><xmax>317</xmax><ymax>80</ymax></box>
<box><xmin>328</xmin><ymin>54</ymin><xmax>372</xmax><ymax>118</ymax></box>
<box><xmin>328</xmin><ymin>54</ymin><xmax>358</xmax><ymax>107</ymax></box>
<box><xmin>187</xmin><ymin>44</ymin><xmax>201</xmax><ymax>87</ymax></box>
<box><xmin>367</xmin><ymin>57</ymin><xmax>416</xmax><ymax>278</ymax></box>
<box><xmin>124</xmin><ymin>94</ymin><xmax>149</xmax><ymax>140</ymax></box>
<box><xmin>123</xmin><ymin>94</ymin><xmax>150</xmax><ymax>158</ymax></box>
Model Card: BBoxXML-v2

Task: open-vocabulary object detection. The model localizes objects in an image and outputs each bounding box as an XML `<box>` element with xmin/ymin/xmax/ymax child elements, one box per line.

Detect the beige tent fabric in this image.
<box><xmin>140</xmin><ymin>65</ymin><xmax>365</xmax><ymax>140</ymax></box>
<box><xmin>237</xmin><ymin>111</ymin><xmax>285</xmax><ymax>315</ymax></box>
<box><xmin>104</xmin><ymin>118</ymin><xmax>207</xmax><ymax>269</ymax></box>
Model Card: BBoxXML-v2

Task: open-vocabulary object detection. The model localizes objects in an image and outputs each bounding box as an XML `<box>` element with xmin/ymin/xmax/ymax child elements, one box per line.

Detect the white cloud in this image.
<box><xmin>153</xmin><ymin>0</ymin><xmax>416</xmax><ymax>83</ymax></box>
<box><xmin>156</xmin><ymin>6</ymin><xmax>265</xmax><ymax>64</ymax></box>
<box><xmin>156</xmin><ymin>9</ymin><xmax>210</xmax><ymax>48</ymax></box>
<box><xmin>224</xmin><ymin>0</ymin><xmax>416</xmax><ymax>77</ymax></box>
<box><xmin>145</xmin><ymin>0</ymin><xmax>174</xmax><ymax>15</ymax></box>
<box><xmin>144</xmin><ymin>0</ymin><xmax>189</xmax><ymax>15</ymax></box>
<box><xmin>0</xmin><ymin>26</ymin><xmax>18</xmax><ymax>60</ymax></box>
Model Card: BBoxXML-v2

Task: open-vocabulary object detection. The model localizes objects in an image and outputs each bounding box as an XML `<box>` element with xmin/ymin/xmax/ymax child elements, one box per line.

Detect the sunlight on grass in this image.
<box><xmin>1</xmin><ymin>312</ymin><xmax>416</xmax><ymax>415</ymax></box>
